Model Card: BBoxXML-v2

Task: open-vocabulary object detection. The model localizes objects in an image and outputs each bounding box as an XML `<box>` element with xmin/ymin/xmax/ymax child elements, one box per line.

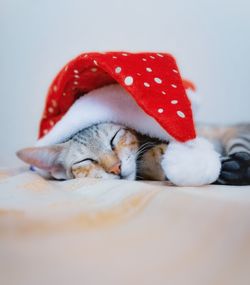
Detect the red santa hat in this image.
<box><xmin>36</xmin><ymin>51</ymin><xmax>221</xmax><ymax>186</ymax></box>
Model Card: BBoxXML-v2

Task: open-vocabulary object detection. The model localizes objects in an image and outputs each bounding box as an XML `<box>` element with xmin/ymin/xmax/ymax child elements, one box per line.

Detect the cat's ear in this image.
<box><xmin>16</xmin><ymin>144</ymin><xmax>68</xmax><ymax>179</ymax></box>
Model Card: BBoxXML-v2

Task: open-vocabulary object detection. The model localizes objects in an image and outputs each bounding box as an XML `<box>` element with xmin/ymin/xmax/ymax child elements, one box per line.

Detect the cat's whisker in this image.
<box><xmin>135</xmin><ymin>174</ymin><xmax>144</xmax><ymax>180</ymax></box>
<box><xmin>136</xmin><ymin>142</ymin><xmax>157</xmax><ymax>155</ymax></box>
<box><xmin>138</xmin><ymin>142</ymin><xmax>157</xmax><ymax>150</ymax></box>
<box><xmin>136</xmin><ymin>145</ymin><xmax>157</xmax><ymax>157</ymax></box>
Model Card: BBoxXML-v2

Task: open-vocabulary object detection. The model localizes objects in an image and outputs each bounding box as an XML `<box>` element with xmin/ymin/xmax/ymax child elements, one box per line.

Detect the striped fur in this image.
<box><xmin>196</xmin><ymin>123</ymin><xmax>250</xmax><ymax>185</ymax></box>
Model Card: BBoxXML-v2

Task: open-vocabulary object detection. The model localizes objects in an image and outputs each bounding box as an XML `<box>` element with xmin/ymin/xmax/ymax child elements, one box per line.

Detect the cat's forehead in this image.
<box><xmin>82</xmin><ymin>123</ymin><xmax>122</xmax><ymax>138</ymax></box>
<box><xmin>95</xmin><ymin>123</ymin><xmax>122</xmax><ymax>136</ymax></box>
<box><xmin>71</xmin><ymin>123</ymin><xmax>123</xmax><ymax>147</ymax></box>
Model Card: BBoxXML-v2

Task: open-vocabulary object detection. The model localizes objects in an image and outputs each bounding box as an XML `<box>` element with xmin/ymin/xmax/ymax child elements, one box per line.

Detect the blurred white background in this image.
<box><xmin>0</xmin><ymin>0</ymin><xmax>250</xmax><ymax>166</ymax></box>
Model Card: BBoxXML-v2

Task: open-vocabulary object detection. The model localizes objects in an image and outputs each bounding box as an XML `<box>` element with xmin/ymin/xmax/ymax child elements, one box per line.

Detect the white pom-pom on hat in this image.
<box><xmin>161</xmin><ymin>137</ymin><xmax>221</xmax><ymax>186</ymax></box>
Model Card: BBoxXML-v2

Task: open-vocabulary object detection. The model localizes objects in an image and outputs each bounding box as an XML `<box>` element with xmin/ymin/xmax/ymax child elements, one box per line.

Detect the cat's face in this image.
<box><xmin>17</xmin><ymin>123</ymin><xmax>139</xmax><ymax>180</ymax></box>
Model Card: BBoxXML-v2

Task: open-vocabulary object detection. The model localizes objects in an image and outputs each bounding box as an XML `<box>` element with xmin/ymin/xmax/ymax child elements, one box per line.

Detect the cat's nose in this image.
<box><xmin>109</xmin><ymin>163</ymin><xmax>121</xmax><ymax>175</ymax></box>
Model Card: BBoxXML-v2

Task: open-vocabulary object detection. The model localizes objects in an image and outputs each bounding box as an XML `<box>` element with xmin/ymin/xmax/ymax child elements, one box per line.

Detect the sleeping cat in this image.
<box><xmin>17</xmin><ymin>122</ymin><xmax>250</xmax><ymax>185</ymax></box>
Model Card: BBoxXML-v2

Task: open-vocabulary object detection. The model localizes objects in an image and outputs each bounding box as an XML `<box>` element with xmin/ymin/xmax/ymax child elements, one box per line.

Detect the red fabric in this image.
<box><xmin>39</xmin><ymin>52</ymin><xmax>196</xmax><ymax>142</ymax></box>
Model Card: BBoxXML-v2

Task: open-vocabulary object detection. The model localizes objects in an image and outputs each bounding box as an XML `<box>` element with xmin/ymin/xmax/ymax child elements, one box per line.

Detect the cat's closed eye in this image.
<box><xmin>110</xmin><ymin>128</ymin><xmax>122</xmax><ymax>150</ymax></box>
<box><xmin>73</xmin><ymin>158</ymin><xmax>97</xmax><ymax>165</ymax></box>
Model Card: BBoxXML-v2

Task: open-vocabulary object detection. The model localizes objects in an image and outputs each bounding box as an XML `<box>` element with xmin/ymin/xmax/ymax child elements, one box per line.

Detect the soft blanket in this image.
<box><xmin>0</xmin><ymin>167</ymin><xmax>250</xmax><ymax>285</ymax></box>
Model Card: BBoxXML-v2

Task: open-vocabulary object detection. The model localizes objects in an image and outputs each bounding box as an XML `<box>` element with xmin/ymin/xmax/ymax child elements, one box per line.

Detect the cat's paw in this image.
<box><xmin>216</xmin><ymin>152</ymin><xmax>250</xmax><ymax>185</ymax></box>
